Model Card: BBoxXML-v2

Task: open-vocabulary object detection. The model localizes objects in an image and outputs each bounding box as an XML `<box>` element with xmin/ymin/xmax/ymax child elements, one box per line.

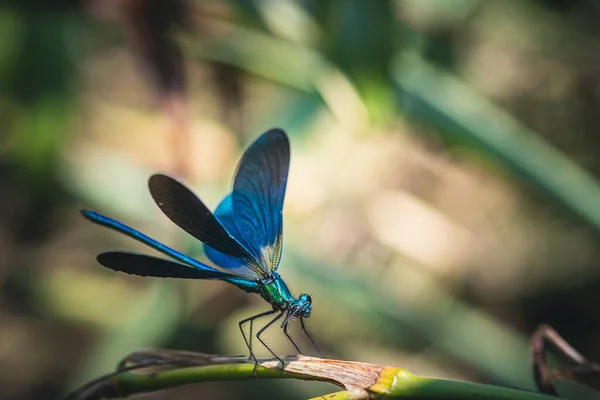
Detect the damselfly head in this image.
<box><xmin>298</xmin><ymin>293</ymin><xmax>312</xmax><ymax>318</ymax></box>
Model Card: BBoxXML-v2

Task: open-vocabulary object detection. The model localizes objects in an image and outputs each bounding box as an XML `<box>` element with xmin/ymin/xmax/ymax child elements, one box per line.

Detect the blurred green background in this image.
<box><xmin>2</xmin><ymin>0</ymin><xmax>600</xmax><ymax>399</ymax></box>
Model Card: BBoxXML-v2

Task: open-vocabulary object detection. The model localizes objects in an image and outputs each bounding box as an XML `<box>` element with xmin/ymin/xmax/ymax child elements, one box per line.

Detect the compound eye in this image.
<box><xmin>305</xmin><ymin>294</ymin><xmax>312</xmax><ymax>303</ymax></box>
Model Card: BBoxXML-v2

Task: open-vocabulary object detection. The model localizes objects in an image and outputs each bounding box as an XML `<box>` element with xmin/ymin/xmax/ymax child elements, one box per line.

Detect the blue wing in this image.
<box><xmin>203</xmin><ymin>194</ymin><xmax>248</xmax><ymax>270</ymax></box>
<box><xmin>97</xmin><ymin>251</ymin><xmax>237</xmax><ymax>280</ymax></box>
<box><xmin>148</xmin><ymin>174</ymin><xmax>266</xmax><ymax>279</ymax></box>
<box><xmin>231</xmin><ymin>128</ymin><xmax>289</xmax><ymax>274</ymax></box>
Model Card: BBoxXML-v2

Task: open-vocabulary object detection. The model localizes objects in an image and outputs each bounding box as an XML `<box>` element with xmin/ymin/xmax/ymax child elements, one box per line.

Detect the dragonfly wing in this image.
<box><xmin>81</xmin><ymin>209</ymin><xmax>258</xmax><ymax>280</ymax></box>
<box><xmin>232</xmin><ymin>128</ymin><xmax>289</xmax><ymax>273</ymax></box>
<box><xmin>97</xmin><ymin>251</ymin><xmax>237</xmax><ymax>280</ymax></box>
<box><xmin>148</xmin><ymin>174</ymin><xmax>265</xmax><ymax>279</ymax></box>
<box><xmin>203</xmin><ymin>194</ymin><xmax>248</xmax><ymax>270</ymax></box>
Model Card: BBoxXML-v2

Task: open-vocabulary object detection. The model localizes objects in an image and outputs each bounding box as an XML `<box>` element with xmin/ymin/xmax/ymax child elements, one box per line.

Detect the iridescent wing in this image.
<box><xmin>231</xmin><ymin>128</ymin><xmax>289</xmax><ymax>274</ymax></box>
<box><xmin>203</xmin><ymin>194</ymin><xmax>248</xmax><ymax>270</ymax></box>
<box><xmin>97</xmin><ymin>251</ymin><xmax>236</xmax><ymax>280</ymax></box>
<box><xmin>148</xmin><ymin>174</ymin><xmax>267</xmax><ymax>278</ymax></box>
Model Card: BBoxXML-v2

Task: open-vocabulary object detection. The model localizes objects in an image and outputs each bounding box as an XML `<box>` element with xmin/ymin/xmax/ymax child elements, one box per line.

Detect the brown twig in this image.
<box><xmin>531</xmin><ymin>323</ymin><xmax>600</xmax><ymax>395</ymax></box>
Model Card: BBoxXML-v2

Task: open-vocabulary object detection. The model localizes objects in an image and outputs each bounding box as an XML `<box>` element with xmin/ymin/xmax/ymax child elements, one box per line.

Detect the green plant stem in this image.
<box><xmin>377</xmin><ymin>367</ymin><xmax>554</xmax><ymax>399</ymax></box>
<box><xmin>64</xmin><ymin>353</ymin><xmax>558</xmax><ymax>400</ymax></box>
<box><xmin>117</xmin><ymin>364</ymin><xmax>306</xmax><ymax>393</ymax></box>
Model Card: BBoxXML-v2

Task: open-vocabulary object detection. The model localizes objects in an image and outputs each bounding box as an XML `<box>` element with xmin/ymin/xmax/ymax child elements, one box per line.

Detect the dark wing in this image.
<box><xmin>97</xmin><ymin>251</ymin><xmax>238</xmax><ymax>280</ymax></box>
<box><xmin>231</xmin><ymin>128</ymin><xmax>289</xmax><ymax>273</ymax></box>
<box><xmin>203</xmin><ymin>194</ymin><xmax>249</xmax><ymax>270</ymax></box>
<box><xmin>148</xmin><ymin>174</ymin><xmax>266</xmax><ymax>278</ymax></box>
<box><xmin>81</xmin><ymin>209</ymin><xmax>258</xmax><ymax>280</ymax></box>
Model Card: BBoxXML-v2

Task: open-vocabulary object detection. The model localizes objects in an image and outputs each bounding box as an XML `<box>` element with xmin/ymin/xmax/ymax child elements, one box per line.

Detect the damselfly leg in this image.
<box><xmin>238</xmin><ymin>309</ymin><xmax>277</xmax><ymax>366</ymax></box>
<box><xmin>301</xmin><ymin>317</ymin><xmax>323</xmax><ymax>357</ymax></box>
<box><xmin>283</xmin><ymin>322</ymin><xmax>301</xmax><ymax>353</ymax></box>
<box><xmin>256</xmin><ymin>311</ymin><xmax>286</xmax><ymax>371</ymax></box>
